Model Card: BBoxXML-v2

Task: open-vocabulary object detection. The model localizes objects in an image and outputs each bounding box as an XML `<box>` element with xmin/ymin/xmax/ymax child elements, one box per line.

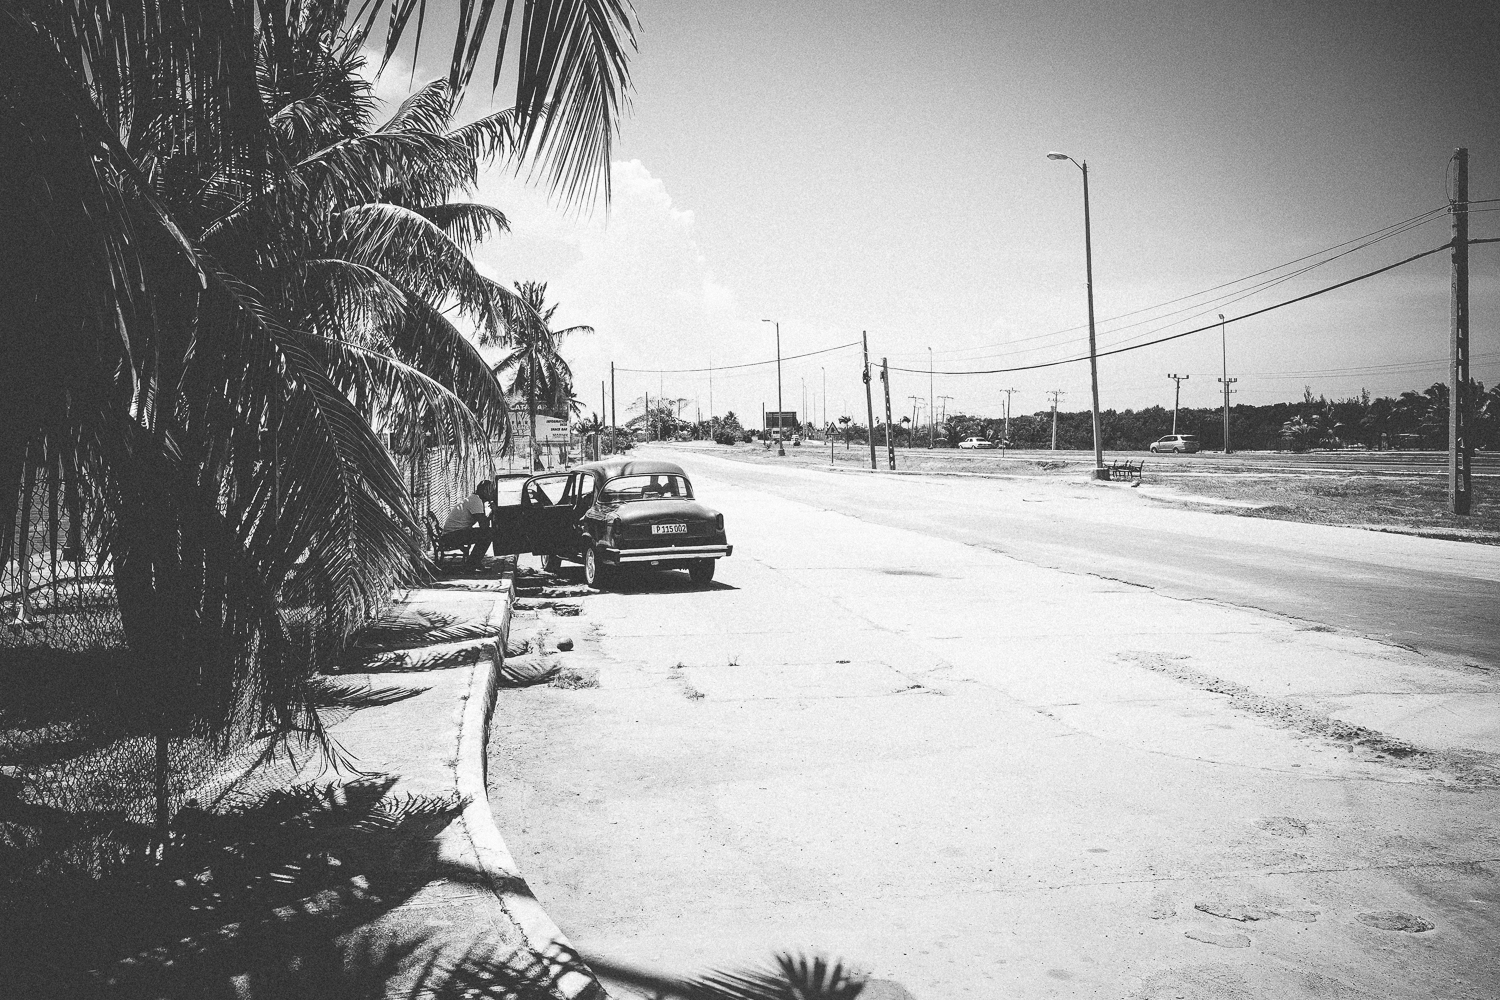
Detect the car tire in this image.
<box><xmin>1173</xmin><ymin>446</ymin><xmax>1181</xmax><ymax>454</ymax></box>
<box><xmin>688</xmin><ymin>559</ymin><xmax>715</xmax><ymax>586</ymax></box>
<box><xmin>584</xmin><ymin>546</ymin><xmax>609</xmax><ymax>589</ymax></box>
<box><xmin>542</xmin><ymin>553</ymin><xmax>562</xmax><ymax>574</ymax></box>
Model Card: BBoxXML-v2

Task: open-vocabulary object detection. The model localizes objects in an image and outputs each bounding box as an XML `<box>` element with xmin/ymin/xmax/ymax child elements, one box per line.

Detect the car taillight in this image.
<box><xmin>715</xmin><ymin>513</ymin><xmax>724</xmax><ymax>532</ymax></box>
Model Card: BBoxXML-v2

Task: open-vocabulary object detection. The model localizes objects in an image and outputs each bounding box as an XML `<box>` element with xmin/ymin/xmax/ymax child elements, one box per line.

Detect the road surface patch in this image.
<box><xmin>1184</xmin><ymin>929</ymin><xmax>1252</xmax><ymax>948</ymax></box>
<box><xmin>1356</xmin><ymin>910</ymin><xmax>1433</xmax><ymax>932</ymax></box>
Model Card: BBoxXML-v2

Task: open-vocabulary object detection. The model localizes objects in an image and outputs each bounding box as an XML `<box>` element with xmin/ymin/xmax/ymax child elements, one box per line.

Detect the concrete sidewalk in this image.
<box><xmin>278</xmin><ymin>566</ymin><xmax>599</xmax><ymax>999</ymax></box>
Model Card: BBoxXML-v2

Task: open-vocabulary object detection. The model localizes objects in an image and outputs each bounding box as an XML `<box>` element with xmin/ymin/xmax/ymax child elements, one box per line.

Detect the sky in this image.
<box><xmin>373</xmin><ymin>0</ymin><xmax>1499</xmax><ymax>427</ymax></box>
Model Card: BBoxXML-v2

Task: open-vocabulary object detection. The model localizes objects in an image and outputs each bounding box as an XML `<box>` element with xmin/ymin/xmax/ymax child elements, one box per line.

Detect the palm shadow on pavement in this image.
<box><xmin>0</xmin><ymin>776</ymin><xmax>572</xmax><ymax>999</ymax></box>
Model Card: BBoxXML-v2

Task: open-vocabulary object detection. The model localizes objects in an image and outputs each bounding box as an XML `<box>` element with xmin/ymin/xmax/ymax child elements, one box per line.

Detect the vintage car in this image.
<box><xmin>957</xmin><ymin>436</ymin><xmax>995</xmax><ymax>449</ymax></box>
<box><xmin>489</xmin><ymin>458</ymin><xmax>731</xmax><ymax>587</ymax></box>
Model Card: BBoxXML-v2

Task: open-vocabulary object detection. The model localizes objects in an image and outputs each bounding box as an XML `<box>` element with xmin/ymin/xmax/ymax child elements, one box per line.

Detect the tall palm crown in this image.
<box><xmin>1</xmin><ymin>0</ymin><xmax>636</xmax><ymax>767</ymax></box>
<box><xmin>490</xmin><ymin>280</ymin><xmax>592</xmax><ymax>468</ymax></box>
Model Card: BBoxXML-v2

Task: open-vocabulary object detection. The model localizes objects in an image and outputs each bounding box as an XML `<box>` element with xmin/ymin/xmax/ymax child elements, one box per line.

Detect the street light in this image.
<box><xmin>928</xmin><ymin>346</ymin><xmax>934</xmax><ymax>449</ymax></box>
<box><xmin>761</xmin><ymin>319</ymin><xmax>785</xmax><ymax>456</ymax></box>
<box><xmin>1047</xmin><ymin>151</ymin><xmax>1106</xmax><ymax>479</ymax></box>
<box><xmin>820</xmin><ymin>366</ymin><xmax>826</xmax><ymax>433</ymax></box>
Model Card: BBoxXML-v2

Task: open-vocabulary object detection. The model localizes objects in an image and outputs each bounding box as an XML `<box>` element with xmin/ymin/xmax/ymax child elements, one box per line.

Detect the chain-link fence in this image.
<box><xmin>2</xmin><ymin>440</ymin><xmax>492</xmax><ymax>880</ymax></box>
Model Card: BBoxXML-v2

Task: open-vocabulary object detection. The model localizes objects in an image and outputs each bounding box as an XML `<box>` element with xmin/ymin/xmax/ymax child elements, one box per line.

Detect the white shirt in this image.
<box><xmin>443</xmin><ymin>493</ymin><xmax>488</xmax><ymax>531</ymax></box>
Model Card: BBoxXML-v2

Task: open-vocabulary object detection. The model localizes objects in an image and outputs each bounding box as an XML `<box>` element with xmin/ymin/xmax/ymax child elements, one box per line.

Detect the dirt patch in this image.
<box><xmin>1158</xmin><ymin>471</ymin><xmax>1500</xmax><ymax>542</ymax></box>
<box><xmin>1121</xmin><ymin>652</ymin><xmax>1500</xmax><ymax>786</ymax></box>
<box><xmin>1356</xmin><ymin>910</ymin><xmax>1434</xmax><ymax>932</ymax></box>
<box><xmin>671</xmin><ymin>441</ymin><xmax>1500</xmax><ymax>543</ymax></box>
<box><xmin>548</xmin><ymin>665</ymin><xmax>599</xmax><ymax>690</ymax></box>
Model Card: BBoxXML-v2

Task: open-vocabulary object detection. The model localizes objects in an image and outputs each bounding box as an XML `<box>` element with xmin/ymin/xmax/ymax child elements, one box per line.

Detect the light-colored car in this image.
<box><xmin>957</xmin><ymin>437</ymin><xmax>995</xmax><ymax>450</ymax></box>
<box><xmin>1149</xmin><ymin>434</ymin><xmax>1200</xmax><ymax>454</ymax></box>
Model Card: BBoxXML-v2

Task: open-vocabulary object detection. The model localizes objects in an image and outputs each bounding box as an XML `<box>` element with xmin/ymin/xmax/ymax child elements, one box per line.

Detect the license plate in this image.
<box><xmin>651</xmin><ymin>523</ymin><xmax>687</xmax><ymax>535</ymax></box>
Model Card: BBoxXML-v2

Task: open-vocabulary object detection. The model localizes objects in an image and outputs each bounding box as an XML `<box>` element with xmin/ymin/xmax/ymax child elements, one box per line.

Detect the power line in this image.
<box><xmin>888</xmin><ymin>242</ymin><xmax>1452</xmax><ymax>377</ymax></box>
<box><xmin>614</xmin><ymin>340</ymin><xmax>859</xmax><ymax>374</ymax></box>
<box><xmin>887</xmin><ymin>205</ymin><xmax>1453</xmax><ymax>363</ymax></box>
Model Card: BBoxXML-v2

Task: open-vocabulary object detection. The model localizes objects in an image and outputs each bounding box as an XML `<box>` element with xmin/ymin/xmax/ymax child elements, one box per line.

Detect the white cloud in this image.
<box><xmin>470</xmin><ymin>160</ymin><xmax>796</xmax><ymax>425</ymax></box>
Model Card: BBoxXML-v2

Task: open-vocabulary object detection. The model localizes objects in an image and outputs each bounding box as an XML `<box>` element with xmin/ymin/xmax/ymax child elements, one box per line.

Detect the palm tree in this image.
<box><xmin>1</xmin><ymin>0</ymin><xmax>636</xmax><ymax>848</ymax></box>
<box><xmin>489</xmin><ymin>281</ymin><xmax>592</xmax><ymax>470</ymax></box>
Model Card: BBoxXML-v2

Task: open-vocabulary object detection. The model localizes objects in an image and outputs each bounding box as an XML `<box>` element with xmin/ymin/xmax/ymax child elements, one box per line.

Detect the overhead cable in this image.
<box><xmin>887</xmin><ymin>243</ymin><xmax>1451</xmax><ymax>377</ymax></box>
<box><xmin>614</xmin><ymin>340</ymin><xmax>860</xmax><ymax>374</ymax></box>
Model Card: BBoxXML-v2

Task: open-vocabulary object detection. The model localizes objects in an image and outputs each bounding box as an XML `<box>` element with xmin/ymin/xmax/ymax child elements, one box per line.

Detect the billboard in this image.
<box><xmin>765</xmin><ymin>411</ymin><xmax>798</xmax><ymax>431</ymax></box>
<box><xmin>510</xmin><ymin>414</ymin><xmax>569</xmax><ymax>445</ymax></box>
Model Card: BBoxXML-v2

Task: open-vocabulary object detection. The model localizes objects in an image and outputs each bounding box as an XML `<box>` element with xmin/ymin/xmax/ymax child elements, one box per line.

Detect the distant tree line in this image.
<box><xmin>717</xmin><ymin>381</ymin><xmax>1500</xmax><ymax>452</ymax></box>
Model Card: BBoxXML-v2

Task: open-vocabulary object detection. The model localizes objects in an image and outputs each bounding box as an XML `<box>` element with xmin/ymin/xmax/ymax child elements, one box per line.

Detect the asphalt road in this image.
<box><xmin>489</xmin><ymin>456</ymin><xmax>1500</xmax><ymax>999</ymax></box>
<box><xmin>657</xmin><ymin>446</ymin><xmax>1500</xmax><ymax>666</ymax></box>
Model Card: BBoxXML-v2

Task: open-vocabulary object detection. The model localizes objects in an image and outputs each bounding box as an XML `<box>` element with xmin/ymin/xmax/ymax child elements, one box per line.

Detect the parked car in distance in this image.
<box><xmin>489</xmin><ymin>458</ymin><xmax>731</xmax><ymax>588</ymax></box>
<box><xmin>1149</xmin><ymin>434</ymin><xmax>1200</xmax><ymax>453</ymax></box>
<box><xmin>957</xmin><ymin>437</ymin><xmax>996</xmax><ymax>450</ymax></box>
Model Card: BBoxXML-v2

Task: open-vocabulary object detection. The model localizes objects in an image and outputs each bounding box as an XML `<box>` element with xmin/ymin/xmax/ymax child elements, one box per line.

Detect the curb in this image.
<box><xmin>450</xmin><ymin>560</ymin><xmax>599</xmax><ymax>999</ymax></box>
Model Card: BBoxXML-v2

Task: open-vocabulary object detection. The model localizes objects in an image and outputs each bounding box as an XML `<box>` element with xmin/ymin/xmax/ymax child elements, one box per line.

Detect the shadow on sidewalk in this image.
<box><xmin>0</xmin><ymin>776</ymin><xmax>575</xmax><ymax>999</ymax></box>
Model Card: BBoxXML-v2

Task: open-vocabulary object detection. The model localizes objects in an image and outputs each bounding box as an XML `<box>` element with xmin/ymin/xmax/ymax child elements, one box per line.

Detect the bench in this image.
<box><xmin>1106</xmin><ymin>459</ymin><xmax>1145</xmax><ymax>483</ymax></box>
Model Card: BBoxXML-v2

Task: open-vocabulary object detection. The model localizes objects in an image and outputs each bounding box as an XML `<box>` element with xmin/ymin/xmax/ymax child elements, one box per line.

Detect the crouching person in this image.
<box><xmin>440</xmin><ymin>479</ymin><xmax>496</xmax><ymax>570</ymax></box>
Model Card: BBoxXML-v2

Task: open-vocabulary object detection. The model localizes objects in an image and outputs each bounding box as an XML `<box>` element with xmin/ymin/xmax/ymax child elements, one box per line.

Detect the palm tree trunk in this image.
<box><xmin>527</xmin><ymin>350</ymin><xmax>539</xmax><ymax>471</ymax></box>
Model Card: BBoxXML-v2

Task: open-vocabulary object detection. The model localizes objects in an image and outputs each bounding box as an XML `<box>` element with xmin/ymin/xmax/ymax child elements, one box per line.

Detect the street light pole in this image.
<box><xmin>928</xmin><ymin>347</ymin><xmax>934</xmax><ymax>449</ymax></box>
<box><xmin>1047</xmin><ymin>152</ymin><xmax>1106</xmax><ymax>479</ymax></box>
<box><xmin>762</xmin><ymin>319</ymin><xmax>785</xmax><ymax>456</ymax></box>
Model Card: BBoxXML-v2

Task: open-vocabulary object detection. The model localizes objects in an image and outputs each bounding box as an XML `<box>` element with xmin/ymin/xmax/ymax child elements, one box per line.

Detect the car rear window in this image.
<box><xmin>602</xmin><ymin>474</ymin><xmax>693</xmax><ymax>502</ymax></box>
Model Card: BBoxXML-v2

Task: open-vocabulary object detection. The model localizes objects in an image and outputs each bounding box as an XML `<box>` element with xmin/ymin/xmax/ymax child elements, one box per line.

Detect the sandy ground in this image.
<box><xmin>487</xmin><ymin>456</ymin><xmax>1500</xmax><ymax>999</ymax></box>
<box><xmin>679</xmin><ymin>440</ymin><xmax>1500</xmax><ymax>542</ymax></box>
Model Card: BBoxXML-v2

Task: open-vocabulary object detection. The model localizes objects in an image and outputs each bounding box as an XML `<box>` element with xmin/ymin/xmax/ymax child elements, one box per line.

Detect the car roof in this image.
<box><xmin>566</xmin><ymin>458</ymin><xmax>689</xmax><ymax>480</ymax></box>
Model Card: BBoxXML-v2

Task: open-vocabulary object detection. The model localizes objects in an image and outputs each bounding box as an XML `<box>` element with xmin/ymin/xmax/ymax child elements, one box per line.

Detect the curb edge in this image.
<box><xmin>452</xmin><ymin>560</ymin><xmax>599</xmax><ymax>998</ymax></box>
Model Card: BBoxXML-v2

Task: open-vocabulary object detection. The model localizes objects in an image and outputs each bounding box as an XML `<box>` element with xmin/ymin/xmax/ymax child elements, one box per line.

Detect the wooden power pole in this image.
<box><xmin>862</xmin><ymin>331</ymin><xmax>878</xmax><ymax>470</ymax></box>
<box><xmin>1451</xmin><ymin>147</ymin><xmax>1472</xmax><ymax>515</ymax></box>
<box><xmin>1048</xmin><ymin>390</ymin><xmax>1065</xmax><ymax>450</ymax></box>
<box><xmin>881</xmin><ymin>357</ymin><xmax>895</xmax><ymax>470</ymax></box>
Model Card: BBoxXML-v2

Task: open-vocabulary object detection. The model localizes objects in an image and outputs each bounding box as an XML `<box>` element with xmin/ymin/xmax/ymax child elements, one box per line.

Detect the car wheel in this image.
<box><xmin>688</xmin><ymin>559</ymin><xmax>715</xmax><ymax>586</ymax></box>
<box><xmin>584</xmin><ymin>546</ymin><xmax>609</xmax><ymax>589</ymax></box>
<box><xmin>542</xmin><ymin>553</ymin><xmax>562</xmax><ymax>574</ymax></box>
<box><xmin>1173</xmin><ymin>446</ymin><xmax>1182</xmax><ymax>454</ymax></box>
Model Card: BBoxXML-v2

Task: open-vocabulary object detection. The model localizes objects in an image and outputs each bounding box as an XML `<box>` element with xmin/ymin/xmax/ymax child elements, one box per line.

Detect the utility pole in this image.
<box><xmin>1217</xmin><ymin>313</ymin><xmax>1236</xmax><ymax>454</ymax></box>
<box><xmin>601</xmin><ymin>380</ymin><xmax>607</xmax><ymax>456</ymax></box>
<box><xmin>1000</xmin><ymin>388</ymin><xmax>1017</xmax><ymax>444</ymax></box>
<box><xmin>610</xmin><ymin>362</ymin><xmax>616</xmax><ymax>454</ymax></box>
<box><xmin>1048</xmin><ymin>390</ymin><xmax>1065</xmax><ymax>450</ymax></box>
<box><xmin>862</xmin><ymin>331</ymin><xmax>878</xmax><ymax>470</ymax></box>
<box><xmin>927</xmin><ymin>347</ymin><xmax>935</xmax><ymax>449</ymax></box>
<box><xmin>708</xmin><ymin>349</ymin><xmax>713</xmax><ymax>418</ymax></box>
<box><xmin>1167</xmin><ymin>374</ymin><xmax>1189</xmax><ymax>435</ymax></box>
<box><xmin>762</xmin><ymin>319</ymin><xmax>785</xmax><ymax>456</ymax></box>
<box><xmin>645</xmin><ymin>389</ymin><xmax>651</xmax><ymax>442</ymax></box>
<box><xmin>1450</xmin><ymin>147</ymin><xmax>1472</xmax><ymax>515</ymax></box>
<box><xmin>908</xmin><ymin>396</ymin><xmax>920</xmax><ymax>448</ymax></box>
<box><xmin>938</xmin><ymin>394</ymin><xmax>954</xmax><ymax>427</ymax></box>
<box><xmin>878</xmin><ymin>358</ymin><xmax>892</xmax><ymax>468</ymax></box>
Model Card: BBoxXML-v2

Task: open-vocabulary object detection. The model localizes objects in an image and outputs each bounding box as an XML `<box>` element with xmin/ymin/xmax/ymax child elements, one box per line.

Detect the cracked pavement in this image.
<box><xmin>487</xmin><ymin>449</ymin><xmax>1500</xmax><ymax>999</ymax></box>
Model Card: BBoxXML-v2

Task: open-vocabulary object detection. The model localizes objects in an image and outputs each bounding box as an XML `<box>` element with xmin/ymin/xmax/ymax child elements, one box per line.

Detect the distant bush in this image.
<box><xmin>713</xmin><ymin>430</ymin><xmax>739</xmax><ymax>446</ymax></box>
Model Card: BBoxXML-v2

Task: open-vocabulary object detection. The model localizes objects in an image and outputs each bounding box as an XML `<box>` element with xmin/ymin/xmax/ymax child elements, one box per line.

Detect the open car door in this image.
<box><xmin>490</xmin><ymin>473</ymin><xmax>575</xmax><ymax>556</ymax></box>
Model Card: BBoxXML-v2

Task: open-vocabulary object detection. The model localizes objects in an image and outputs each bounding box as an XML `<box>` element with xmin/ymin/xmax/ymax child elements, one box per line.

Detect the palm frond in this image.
<box><xmin>371</xmin><ymin>0</ymin><xmax>639</xmax><ymax>208</ymax></box>
<box><xmin>330</xmin><ymin>202</ymin><xmax>499</xmax><ymax>329</ymax></box>
<box><xmin>418</xmin><ymin>202</ymin><xmax>511</xmax><ymax>251</ymax></box>
<box><xmin>378</xmin><ymin>77</ymin><xmax>454</xmax><ymax>134</ymax></box>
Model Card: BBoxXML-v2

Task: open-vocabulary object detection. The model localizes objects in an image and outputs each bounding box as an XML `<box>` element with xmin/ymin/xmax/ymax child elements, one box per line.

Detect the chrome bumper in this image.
<box><xmin>603</xmin><ymin>543</ymin><xmax>732</xmax><ymax>564</ymax></box>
